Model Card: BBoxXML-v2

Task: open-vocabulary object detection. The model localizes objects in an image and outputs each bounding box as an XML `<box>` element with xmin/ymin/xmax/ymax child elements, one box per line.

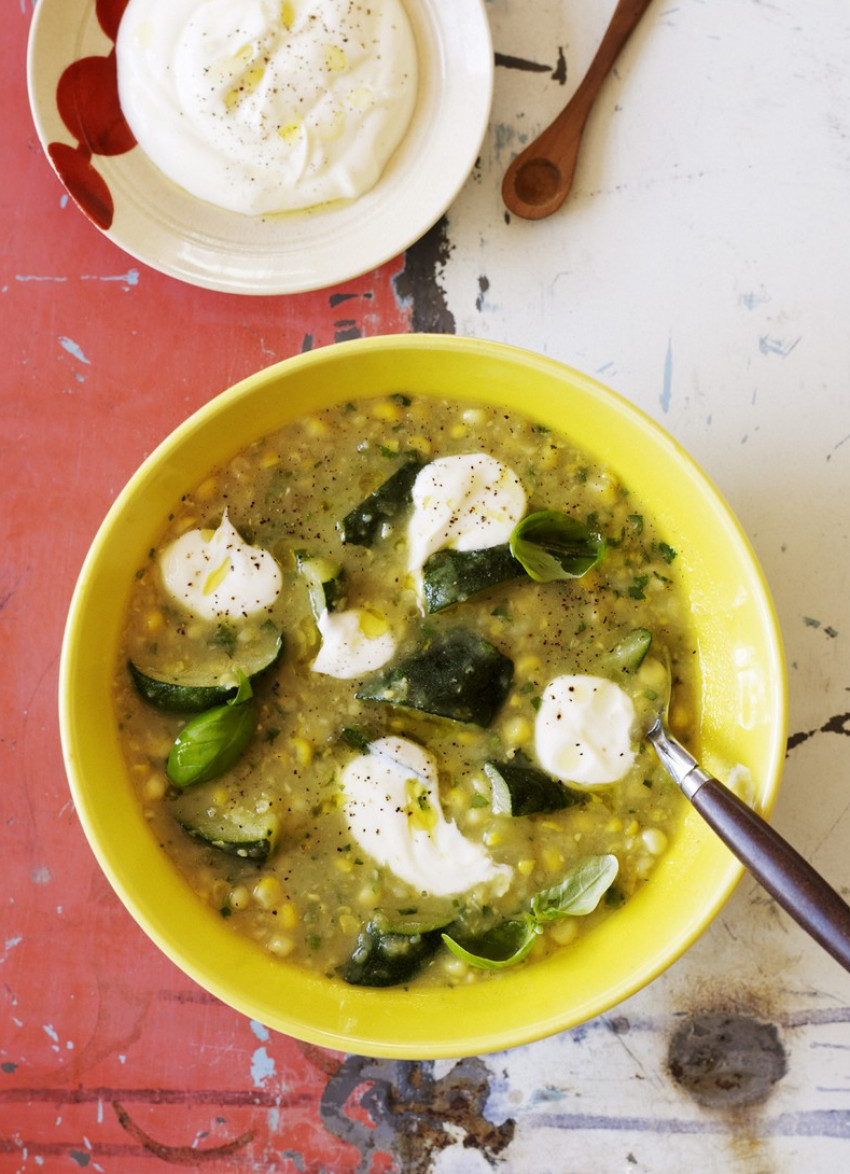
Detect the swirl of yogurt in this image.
<box><xmin>159</xmin><ymin>510</ymin><xmax>282</xmax><ymax>620</ymax></box>
<box><xmin>116</xmin><ymin>0</ymin><xmax>418</xmax><ymax>215</ymax></box>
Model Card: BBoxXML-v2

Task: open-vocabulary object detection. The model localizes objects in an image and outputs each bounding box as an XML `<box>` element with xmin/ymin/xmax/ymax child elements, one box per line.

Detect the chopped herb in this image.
<box><xmin>628</xmin><ymin>575</ymin><xmax>649</xmax><ymax>600</ymax></box>
<box><xmin>211</xmin><ymin>623</ymin><xmax>238</xmax><ymax>657</ymax></box>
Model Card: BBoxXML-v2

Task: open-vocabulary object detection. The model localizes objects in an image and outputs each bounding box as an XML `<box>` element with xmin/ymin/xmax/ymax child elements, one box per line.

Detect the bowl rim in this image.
<box><xmin>59</xmin><ymin>333</ymin><xmax>788</xmax><ymax>1057</ymax></box>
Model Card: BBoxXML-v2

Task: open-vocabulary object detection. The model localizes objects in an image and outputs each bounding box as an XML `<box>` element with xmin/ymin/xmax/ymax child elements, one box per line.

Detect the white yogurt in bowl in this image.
<box><xmin>116</xmin><ymin>0</ymin><xmax>418</xmax><ymax>215</ymax></box>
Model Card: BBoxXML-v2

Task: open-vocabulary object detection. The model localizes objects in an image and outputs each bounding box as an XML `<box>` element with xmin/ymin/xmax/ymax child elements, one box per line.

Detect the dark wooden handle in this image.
<box><xmin>691</xmin><ymin>778</ymin><xmax>850</xmax><ymax>973</ymax></box>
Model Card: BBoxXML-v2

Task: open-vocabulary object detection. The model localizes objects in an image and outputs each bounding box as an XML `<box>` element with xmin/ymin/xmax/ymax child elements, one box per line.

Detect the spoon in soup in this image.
<box><xmin>645</xmin><ymin>654</ymin><xmax>850</xmax><ymax>974</ymax></box>
<box><xmin>502</xmin><ymin>0</ymin><xmax>655</xmax><ymax>220</ymax></box>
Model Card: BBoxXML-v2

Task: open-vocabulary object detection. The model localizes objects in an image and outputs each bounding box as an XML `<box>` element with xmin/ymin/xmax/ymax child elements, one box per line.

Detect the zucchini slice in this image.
<box><xmin>295</xmin><ymin>553</ymin><xmax>346</xmax><ymax>619</ymax></box>
<box><xmin>170</xmin><ymin>784</ymin><xmax>281</xmax><ymax>861</ymax></box>
<box><xmin>129</xmin><ymin>628</ymin><xmax>284</xmax><ymax>713</ymax></box>
<box><xmin>422</xmin><ymin>545</ymin><xmax>526</xmax><ymax>613</ymax></box>
<box><xmin>341</xmin><ymin>919</ymin><xmax>446</xmax><ymax>987</ymax></box>
<box><xmin>338</xmin><ymin>457</ymin><xmax>423</xmax><ymax>546</ymax></box>
<box><xmin>484</xmin><ymin>758</ymin><xmax>587</xmax><ymax>816</ymax></box>
<box><xmin>356</xmin><ymin>627</ymin><xmax>514</xmax><ymax>726</ymax></box>
<box><xmin>604</xmin><ymin>628</ymin><xmax>652</xmax><ymax>673</ymax></box>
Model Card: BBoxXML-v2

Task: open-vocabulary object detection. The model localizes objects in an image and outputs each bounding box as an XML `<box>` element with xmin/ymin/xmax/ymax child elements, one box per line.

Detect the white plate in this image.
<box><xmin>27</xmin><ymin>0</ymin><xmax>493</xmax><ymax>295</ymax></box>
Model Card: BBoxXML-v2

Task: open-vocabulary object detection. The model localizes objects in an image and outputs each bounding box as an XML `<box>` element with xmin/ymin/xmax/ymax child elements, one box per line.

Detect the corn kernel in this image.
<box><xmin>449</xmin><ymin>423</ymin><xmax>467</xmax><ymax>439</ymax></box>
<box><xmin>442</xmin><ymin>954</ymin><xmax>469</xmax><ymax>979</ymax></box>
<box><xmin>501</xmin><ymin>715</ymin><xmax>531</xmax><ymax>747</ymax></box>
<box><xmin>538</xmin><ymin>444</ymin><xmax>558</xmax><ymax>470</ymax></box>
<box><xmin>335</xmin><ymin>854</ymin><xmax>354</xmax><ymax>874</ymax></box>
<box><xmin>276</xmin><ymin>901</ymin><xmax>298</xmax><ymax>930</ymax></box>
<box><xmin>290</xmin><ymin>736</ymin><xmax>313</xmax><ymax>768</ymax></box>
<box><xmin>143</xmin><ymin>773</ymin><xmax>167</xmax><ymax>801</ymax></box>
<box><xmin>145</xmin><ymin>609</ymin><xmax>164</xmax><ymax>635</ymax></box>
<box><xmin>542</xmin><ymin>846</ymin><xmax>562</xmax><ymax>873</ymax></box>
<box><xmin>268</xmin><ymin>934</ymin><xmax>295</xmax><ymax>958</ymax></box>
<box><xmin>518</xmin><ymin>858</ymin><xmax>535</xmax><ymax>877</ymax></box>
<box><xmin>516</xmin><ymin>654</ymin><xmax>542</xmax><ymax>677</ymax></box>
<box><xmin>483</xmin><ymin>829</ymin><xmax>503</xmax><ymax>848</ymax></box>
<box><xmin>357</xmin><ymin>885</ymin><xmax>382</xmax><ymax>909</ymax></box>
<box><xmin>196</xmin><ymin>476</ymin><xmax>218</xmax><ymax>501</ymax></box>
<box><xmin>605</xmin><ymin>817</ymin><xmax>623</xmax><ymax>833</ymax></box>
<box><xmin>304</xmin><ymin>416</ymin><xmax>328</xmax><ymax>438</ymax></box>
<box><xmin>550</xmin><ymin>918</ymin><xmax>579</xmax><ymax>946</ymax></box>
<box><xmin>339</xmin><ymin>913</ymin><xmax>360</xmax><ymax>936</ymax></box>
<box><xmin>253</xmin><ymin>876</ymin><xmax>284</xmax><ymax>909</ymax></box>
<box><xmin>625</xmin><ymin>820</ymin><xmax>640</xmax><ymax>838</ymax></box>
<box><xmin>407</xmin><ymin>436</ymin><xmax>432</xmax><ymax>456</ymax></box>
<box><xmin>641</xmin><ymin>828</ymin><xmax>668</xmax><ymax>856</ymax></box>
<box><xmin>371</xmin><ymin>399</ymin><xmax>403</xmax><ymax>422</ymax></box>
<box><xmin>228</xmin><ymin>884</ymin><xmax>251</xmax><ymax>912</ymax></box>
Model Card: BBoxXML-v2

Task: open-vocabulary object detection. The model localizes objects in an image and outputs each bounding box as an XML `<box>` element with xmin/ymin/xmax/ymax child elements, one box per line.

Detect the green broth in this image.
<box><xmin>116</xmin><ymin>393</ymin><xmax>697</xmax><ymax>987</ymax></box>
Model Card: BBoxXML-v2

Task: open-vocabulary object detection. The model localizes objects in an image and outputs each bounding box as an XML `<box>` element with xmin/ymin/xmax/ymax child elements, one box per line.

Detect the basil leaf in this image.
<box><xmin>509</xmin><ymin>510</ymin><xmax>605</xmax><ymax>582</ymax></box>
<box><xmin>442</xmin><ymin>917</ymin><xmax>539</xmax><ymax>971</ymax></box>
<box><xmin>531</xmin><ymin>854</ymin><xmax>620</xmax><ymax>921</ymax></box>
<box><xmin>167</xmin><ymin>672</ymin><xmax>256</xmax><ymax>788</ymax></box>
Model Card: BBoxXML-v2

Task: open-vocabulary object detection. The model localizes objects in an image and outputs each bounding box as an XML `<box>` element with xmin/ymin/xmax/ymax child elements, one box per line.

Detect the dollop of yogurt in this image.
<box><xmin>159</xmin><ymin>510</ymin><xmax>282</xmax><ymax>620</ymax></box>
<box><xmin>116</xmin><ymin>0</ymin><xmax>418</xmax><ymax>215</ymax></box>
<box><xmin>342</xmin><ymin>736</ymin><xmax>512</xmax><ymax>897</ymax></box>
<box><xmin>535</xmin><ymin>675</ymin><xmax>636</xmax><ymax>787</ymax></box>
<box><xmin>407</xmin><ymin>453</ymin><xmax>527</xmax><ymax>580</ymax></box>
<box><xmin>311</xmin><ymin>607</ymin><xmax>395</xmax><ymax>678</ymax></box>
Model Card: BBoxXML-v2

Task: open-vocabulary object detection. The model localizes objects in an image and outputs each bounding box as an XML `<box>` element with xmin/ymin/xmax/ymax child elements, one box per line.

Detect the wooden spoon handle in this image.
<box><xmin>690</xmin><ymin>778</ymin><xmax>850</xmax><ymax>974</ymax></box>
<box><xmin>502</xmin><ymin>0</ymin><xmax>655</xmax><ymax>219</ymax></box>
<box><xmin>566</xmin><ymin>0</ymin><xmax>656</xmax><ymax>128</ymax></box>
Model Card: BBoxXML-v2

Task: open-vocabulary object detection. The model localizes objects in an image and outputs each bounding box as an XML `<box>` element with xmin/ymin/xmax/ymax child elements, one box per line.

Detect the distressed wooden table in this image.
<box><xmin>4</xmin><ymin>1</ymin><xmax>850</xmax><ymax>1170</ymax></box>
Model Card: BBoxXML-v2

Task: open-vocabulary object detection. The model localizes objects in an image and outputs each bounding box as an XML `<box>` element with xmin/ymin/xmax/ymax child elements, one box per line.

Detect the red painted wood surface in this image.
<box><xmin>0</xmin><ymin>7</ymin><xmax>446</xmax><ymax>1170</ymax></box>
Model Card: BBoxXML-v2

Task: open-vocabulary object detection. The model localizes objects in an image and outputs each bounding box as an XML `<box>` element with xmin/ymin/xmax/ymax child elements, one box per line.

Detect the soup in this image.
<box><xmin>115</xmin><ymin>392</ymin><xmax>696</xmax><ymax>988</ymax></box>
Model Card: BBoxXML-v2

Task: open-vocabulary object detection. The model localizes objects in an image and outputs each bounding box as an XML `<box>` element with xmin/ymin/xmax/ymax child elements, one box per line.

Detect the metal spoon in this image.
<box><xmin>646</xmin><ymin>660</ymin><xmax>850</xmax><ymax>974</ymax></box>
<box><xmin>502</xmin><ymin>0</ymin><xmax>655</xmax><ymax>220</ymax></box>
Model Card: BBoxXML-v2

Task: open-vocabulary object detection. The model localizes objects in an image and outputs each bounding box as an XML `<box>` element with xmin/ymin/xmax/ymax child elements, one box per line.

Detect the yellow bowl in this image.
<box><xmin>59</xmin><ymin>335</ymin><xmax>786</xmax><ymax>1058</ymax></box>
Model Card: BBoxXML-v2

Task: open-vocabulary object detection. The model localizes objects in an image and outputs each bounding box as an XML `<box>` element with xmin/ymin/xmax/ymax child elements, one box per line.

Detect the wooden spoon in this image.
<box><xmin>502</xmin><ymin>0</ymin><xmax>655</xmax><ymax>220</ymax></box>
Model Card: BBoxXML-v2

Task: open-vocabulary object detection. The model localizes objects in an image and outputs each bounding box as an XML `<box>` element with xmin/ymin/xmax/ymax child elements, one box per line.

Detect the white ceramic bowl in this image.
<box><xmin>27</xmin><ymin>1</ymin><xmax>493</xmax><ymax>294</ymax></box>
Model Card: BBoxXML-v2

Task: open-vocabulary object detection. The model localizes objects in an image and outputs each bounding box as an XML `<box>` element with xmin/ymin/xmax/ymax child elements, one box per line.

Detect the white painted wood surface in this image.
<box><xmin>436</xmin><ymin>0</ymin><xmax>850</xmax><ymax>1166</ymax></box>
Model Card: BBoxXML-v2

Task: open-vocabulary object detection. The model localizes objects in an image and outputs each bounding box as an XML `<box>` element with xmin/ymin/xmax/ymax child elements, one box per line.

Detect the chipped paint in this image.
<box><xmin>57</xmin><ymin>337</ymin><xmax>91</xmax><ymax>364</ymax></box>
<box><xmin>320</xmin><ymin>1056</ymin><xmax>514</xmax><ymax>1173</ymax></box>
